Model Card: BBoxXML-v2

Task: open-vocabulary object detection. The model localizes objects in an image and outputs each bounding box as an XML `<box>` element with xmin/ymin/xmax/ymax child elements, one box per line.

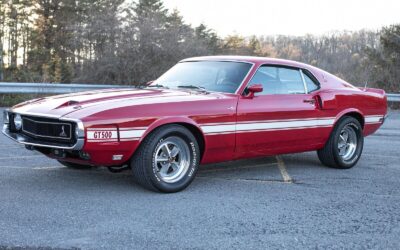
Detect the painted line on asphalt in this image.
<box><xmin>33</xmin><ymin>166</ymin><xmax>65</xmax><ymax>170</ymax></box>
<box><xmin>197</xmin><ymin>176</ymin><xmax>291</xmax><ymax>184</ymax></box>
<box><xmin>0</xmin><ymin>166</ymin><xmax>32</xmax><ymax>169</ymax></box>
<box><xmin>199</xmin><ymin>162</ymin><xmax>278</xmax><ymax>173</ymax></box>
<box><xmin>0</xmin><ymin>145</ymin><xmax>24</xmax><ymax>149</ymax></box>
<box><xmin>0</xmin><ymin>165</ymin><xmax>64</xmax><ymax>170</ymax></box>
<box><xmin>0</xmin><ymin>155</ymin><xmax>43</xmax><ymax>160</ymax></box>
<box><xmin>364</xmin><ymin>153</ymin><xmax>400</xmax><ymax>159</ymax></box>
<box><xmin>276</xmin><ymin>155</ymin><xmax>293</xmax><ymax>183</ymax></box>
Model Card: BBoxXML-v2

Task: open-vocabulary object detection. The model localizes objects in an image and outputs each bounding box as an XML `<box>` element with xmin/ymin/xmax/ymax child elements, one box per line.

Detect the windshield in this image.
<box><xmin>152</xmin><ymin>61</ymin><xmax>253</xmax><ymax>93</ymax></box>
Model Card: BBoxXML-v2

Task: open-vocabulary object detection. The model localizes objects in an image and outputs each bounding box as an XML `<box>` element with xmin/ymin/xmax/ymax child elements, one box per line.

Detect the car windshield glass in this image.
<box><xmin>152</xmin><ymin>61</ymin><xmax>252</xmax><ymax>93</ymax></box>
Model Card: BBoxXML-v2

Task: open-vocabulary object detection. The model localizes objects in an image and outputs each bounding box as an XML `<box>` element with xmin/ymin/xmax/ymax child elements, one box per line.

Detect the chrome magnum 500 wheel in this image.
<box><xmin>317</xmin><ymin>116</ymin><xmax>364</xmax><ymax>169</ymax></box>
<box><xmin>154</xmin><ymin>136</ymin><xmax>191</xmax><ymax>183</ymax></box>
<box><xmin>131</xmin><ymin>125</ymin><xmax>200</xmax><ymax>193</ymax></box>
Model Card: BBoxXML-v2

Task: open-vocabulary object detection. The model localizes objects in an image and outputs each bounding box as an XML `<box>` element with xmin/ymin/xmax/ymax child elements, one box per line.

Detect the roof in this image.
<box><xmin>180</xmin><ymin>55</ymin><xmax>311</xmax><ymax>69</ymax></box>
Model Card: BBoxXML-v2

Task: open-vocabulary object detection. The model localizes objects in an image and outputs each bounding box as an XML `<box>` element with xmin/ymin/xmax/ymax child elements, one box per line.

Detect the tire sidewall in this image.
<box><xmin>332</xmin><ymin>117</ymin><xmax>364</xmax><ymax>168</ymax></box>
<box><xmin>146</xmin><ymin>126</ymin><xmax>200</xmax><ymax>192</ymax></box>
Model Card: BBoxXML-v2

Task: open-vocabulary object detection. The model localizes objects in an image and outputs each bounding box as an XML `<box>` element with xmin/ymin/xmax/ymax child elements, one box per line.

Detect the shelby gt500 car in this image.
<box><xmin>2</xmin><ymin>56</ymin><xmax>387</xmax><ymax>192</ymax></box>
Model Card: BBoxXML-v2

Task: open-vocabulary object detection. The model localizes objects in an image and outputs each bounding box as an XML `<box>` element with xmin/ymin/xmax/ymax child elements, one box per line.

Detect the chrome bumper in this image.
<box><xmin>2</xmin><ymin>124</ymin><xmax>84</xmax><ymax>150</ymax></box>
<box><xmin>2</xmin><ymin>108</ymin><xmax>86</xmax><ymax>152</ymax></box>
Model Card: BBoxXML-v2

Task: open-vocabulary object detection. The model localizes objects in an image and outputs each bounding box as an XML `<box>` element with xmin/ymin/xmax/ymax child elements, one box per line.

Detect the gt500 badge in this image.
<box><xmin>87</xmin><ymin>128</ymin><xmax>118</xmax><ymax>142</ymax></box>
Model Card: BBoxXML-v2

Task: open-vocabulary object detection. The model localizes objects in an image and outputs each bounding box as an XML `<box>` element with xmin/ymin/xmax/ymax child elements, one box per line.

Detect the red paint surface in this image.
<box><xmin>12</xmin><ymin>56</ymin><xmax>387</xmax><ymax>166</ymax></box>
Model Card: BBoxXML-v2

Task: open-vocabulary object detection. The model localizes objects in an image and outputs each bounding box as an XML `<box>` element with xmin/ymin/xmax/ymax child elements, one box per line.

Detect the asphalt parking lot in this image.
<box><xmin>0</xmin><ymin>108</ymin><xmax>399</xmax><ymax>250</ymax></box>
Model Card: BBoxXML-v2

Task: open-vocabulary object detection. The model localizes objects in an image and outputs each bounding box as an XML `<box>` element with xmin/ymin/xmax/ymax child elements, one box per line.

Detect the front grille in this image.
<box><xmin>21</xmin><ymin>116</ymin><xmax>76</xmax><ymax>143</ymax></box>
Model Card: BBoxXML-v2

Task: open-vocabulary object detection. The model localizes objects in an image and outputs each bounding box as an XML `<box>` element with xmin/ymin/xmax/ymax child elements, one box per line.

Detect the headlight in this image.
<box><xmin>14</xmin><ymin>114</ymin><xmax>22</xmax><ymax>130</ymax></box>
<box><xmin>3</xmin><ymin>110</ymin><xmax>9</xmax><ymax>124</ymax></box>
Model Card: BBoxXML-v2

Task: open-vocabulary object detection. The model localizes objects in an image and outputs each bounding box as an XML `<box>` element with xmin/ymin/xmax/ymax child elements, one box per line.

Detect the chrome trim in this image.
<box><xmin>2</xmin><ymin>124</ymin><xmax>84</xmax><ymax>150</ymax></box>
<box><xmin>8</xmin><ymin>109</ymin><xmax>61</xmax><ymax>119</ymax></box>
<box><xmin>71</xmin><ymin>119</ymin><xmax>85</xmax><ymax>138</ymax></box>
<box><xmin>2</xmin><ymin>110</ymin><xmax>85</xmax><ymax>150</ymax></box>
<box><xmin>240</xmin><ymin>63</ymin><xmax>322</xmax><ymax>95</ymax></box>
<box><xmin>299</xmin><ymin>69</ymin><xmax>309</xmax><ymax>94</ymax></box>
<box><xmin>22</xmin><ymin>117</ymin><xmax>72</xmax><ymax>140</ymax></box>
<box><xmin>300</xmin><ymin>69</ymin><xmax>321</xmax><ymax>93</ymax></box>
<box><xmin>235</xmin><ymin>62</ymin><xmax>256</xmax><ymax>95</ymax></box>
<box><xmin>8</xmin><ymin>109</ymin><xmax>85</xmax><ymax>138</ymax></box>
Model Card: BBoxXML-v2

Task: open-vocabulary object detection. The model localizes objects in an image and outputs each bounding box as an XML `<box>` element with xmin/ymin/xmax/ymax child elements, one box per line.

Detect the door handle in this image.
<box><xmin>303</xmin><ymin>99</ymin><xmax>316</xmax><ymax>105</ymax></box>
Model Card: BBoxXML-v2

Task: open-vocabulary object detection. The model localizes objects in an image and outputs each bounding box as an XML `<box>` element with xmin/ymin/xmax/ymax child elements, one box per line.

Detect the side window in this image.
<box><xmin>278</xmin><ymin>68</ymin><xmax>305</xmax><ymax>94</ymax></box>
<box><xmin>248</xmin><ymin>66</ymin><xmax>306</xmax><ymax>95</ymax></box>
<box><xmin>302</xmin><ymin>70</ymin><xmax>319</xmax><ymax>92</ymax></box>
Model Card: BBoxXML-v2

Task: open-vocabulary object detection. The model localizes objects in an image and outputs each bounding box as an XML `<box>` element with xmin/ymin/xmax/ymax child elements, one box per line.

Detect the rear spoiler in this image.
<box><xmin>357</xmin><ymin>87</ymin><xmax>386</xmax><ymax>96</ymax></box>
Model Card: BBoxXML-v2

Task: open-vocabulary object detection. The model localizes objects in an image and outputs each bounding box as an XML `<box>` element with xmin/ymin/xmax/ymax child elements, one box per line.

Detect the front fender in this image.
<box><xmin>139</xmin><ymin>116</ymin><xmax>205</xmax><ymax>143</ymax></box>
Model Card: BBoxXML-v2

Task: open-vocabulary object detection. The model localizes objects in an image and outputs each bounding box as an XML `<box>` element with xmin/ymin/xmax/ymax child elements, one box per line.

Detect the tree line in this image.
<box><xmin>0</xmin><ymin>0</ymin><xmax>399</xmax><ymax>92</ymax></box>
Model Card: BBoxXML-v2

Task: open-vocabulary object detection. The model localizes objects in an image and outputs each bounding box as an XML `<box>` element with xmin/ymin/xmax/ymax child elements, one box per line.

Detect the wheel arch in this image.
<box><xmin>334</xmin><ymin>108</ymin><xmax>365</xmax><ymax>129</ymax></box>
<box><xmin>139</xmin><ymin>117</ymin><xmax>206</xmax><ymax>160</ymax></box>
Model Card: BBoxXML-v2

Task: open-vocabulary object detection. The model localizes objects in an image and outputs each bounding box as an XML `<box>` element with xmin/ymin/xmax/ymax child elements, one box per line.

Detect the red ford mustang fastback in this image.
<box><xmin>2</xmin><ymin>56</ymin><xmax>387</xmax><ymax>192</ymax></box>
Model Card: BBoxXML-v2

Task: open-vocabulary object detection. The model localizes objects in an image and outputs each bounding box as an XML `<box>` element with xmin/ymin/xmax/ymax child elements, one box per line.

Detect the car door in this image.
<box><xmin>235</xmin><ymin>65</ymin><xmax>332</xmax><ymax>158</ymax></box>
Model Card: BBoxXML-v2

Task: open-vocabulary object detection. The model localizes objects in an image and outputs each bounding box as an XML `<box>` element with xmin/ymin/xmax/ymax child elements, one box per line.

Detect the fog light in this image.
<box><xmin>52</xmin><ymin>149</ymin><xmax>66</xmax><ymax>158</ymax></box>
<box><xmin>79</xmin><ymin>151</ymin><xmax>91</xmax><ymax>160</ymax></box>
<box><xmin>14</xmin><ymin>114</ymin><xmax>22</xmax><ymax>130</ymax></box>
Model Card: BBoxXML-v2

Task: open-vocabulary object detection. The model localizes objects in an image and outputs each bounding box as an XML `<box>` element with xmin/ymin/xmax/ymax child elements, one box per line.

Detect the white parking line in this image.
<box><xmin>197</xmin><ymin>176</ymin><xmax>290</xmax><ymax>184</ymax></box>
<box><xmin>0</xmin><ymin>146</ymin><xmax>24</xmax><ymax>149</ymax></box>
<box><xmin>0</xmin><ymin>165</ymin><xmax>64</xmax><ymax>170</ymax></box>
<box><xmin>276</xmin><ymin>155</ymin><xmax>293</xmax><ymax>183</ymax></box>
<box><xmin>364</xmin><ymin>153</ymin><xmax>400</xmax><ymax>159</ymax></box>
<box><xmin>0</xmin><ymin>166</ymin><xmax>31</xmax><ymax>169</ymax></box>
<box><xmin>200</xmin><ymin>162</ymin><xmax>278</xmax><ymax>173</ymax></box>
<box><xmin>33</xmin><ymin>166</ymin><xmax>65</xmax><ymax>170</ymax></box>
<box><xmin>0</xmin><ymin>155</ymin><xmax>43</xmax><ymax>160</ymax></box>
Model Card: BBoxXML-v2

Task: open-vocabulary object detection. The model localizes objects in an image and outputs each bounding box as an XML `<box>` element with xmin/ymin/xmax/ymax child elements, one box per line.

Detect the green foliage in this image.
<box><xmin>367</xmin><ymin>24</ymin><xmax>400</xmax><ymax>92</ymax></box>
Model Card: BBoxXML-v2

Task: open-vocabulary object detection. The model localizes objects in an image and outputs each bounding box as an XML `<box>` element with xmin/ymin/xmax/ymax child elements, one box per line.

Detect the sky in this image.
<box><xmin>163</xmin><ymin>0</ymin><xmax>400</xmax><ymax>37</ymax></box>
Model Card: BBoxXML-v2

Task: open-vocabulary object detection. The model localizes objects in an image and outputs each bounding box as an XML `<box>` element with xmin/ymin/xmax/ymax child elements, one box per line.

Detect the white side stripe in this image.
<box><xmin>201</xmin><ymin>118</ymin><xmax>335</xmax><ymax>135</ymax></box>
<box><xmin>365</xmin><ymin>116</ymin><xmax>383</xmax><ymax>123</ymax></box>
<box><xmin>119</xmin><ymin>130</ymin><xmax>146</xmax><ymax>139</ymax></box>
<box><xmin>201</xmin><ymin>124</ymin><xmax>236</xmax><ymax>134</ymax></box>
<box><xmin>236</xmin><ymin>119</ymin><xmax>335</xmax><ymax>132</ymax></box>
<box><xmin>86</xmin><ymin>115</ymin><xmax>384</xmax><ymax>141</ymax></box>
<box><xmin>201</xmin><ymin>115</ymin><xmax>384</xmax><ymax>135</ymax></box>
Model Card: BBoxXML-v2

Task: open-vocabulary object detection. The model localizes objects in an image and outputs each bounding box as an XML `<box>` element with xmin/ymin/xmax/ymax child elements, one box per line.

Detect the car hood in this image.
<box><xmin>10</xmin><ymin>88</ymin><xmax>232</xmax><ymax>120</ymax></box>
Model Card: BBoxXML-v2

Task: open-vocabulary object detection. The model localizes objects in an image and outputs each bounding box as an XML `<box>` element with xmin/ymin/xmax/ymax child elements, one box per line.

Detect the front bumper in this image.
<box><xmin>2</xmin><ymin>124</ymin><xmax>84</xmax><ymax>150</ymax></box>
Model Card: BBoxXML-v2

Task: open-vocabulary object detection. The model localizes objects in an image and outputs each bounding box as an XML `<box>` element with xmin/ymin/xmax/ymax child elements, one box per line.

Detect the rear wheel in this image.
<box><xmin>131</xmin><ymin>125</ymin><xmax>200</xmax><ymax>193</ymax></box>
<box><xmin>317</xmin><ymin>116</ymin><xmax>364</xmax><ymax>169</ymax></box>
<box><xmin>57</xmin><ymin>160</ymin><xmax>92</xmax><ymax>170</ymax></box>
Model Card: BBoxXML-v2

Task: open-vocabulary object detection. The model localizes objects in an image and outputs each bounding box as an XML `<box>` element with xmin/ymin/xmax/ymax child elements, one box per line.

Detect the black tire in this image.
<box><xmin>57</xmin><ymin>160</ymin><xmax>92</xmax><ymax>170</ymax></box>
<box><xmin>131</xmin><ymin>124</ymin><xmax>200</xmax><ymax>193</ymax></box>
<box><xmin>317</xmin><ymin>116</ymin><xmax>364</xmax><ymax>169</ymax></box>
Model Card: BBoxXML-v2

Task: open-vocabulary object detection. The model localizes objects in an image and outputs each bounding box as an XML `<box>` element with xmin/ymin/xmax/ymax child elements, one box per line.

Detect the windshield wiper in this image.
<box><xmin>177</xmin><ymin>85</ymin><xmax>208</xmax><ymax>92</ymax></box>
<box><xmin>146</xmin><ymin>84</ymin><xmax>169</xmax><ymax>89</ymax></box>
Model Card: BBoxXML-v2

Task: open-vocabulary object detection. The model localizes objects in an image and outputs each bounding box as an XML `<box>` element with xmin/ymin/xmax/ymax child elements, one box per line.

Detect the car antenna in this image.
<box><xmin>363</xmin><ymin>81</ymin><xmax>368</xmax><ymax>91</ymax></box>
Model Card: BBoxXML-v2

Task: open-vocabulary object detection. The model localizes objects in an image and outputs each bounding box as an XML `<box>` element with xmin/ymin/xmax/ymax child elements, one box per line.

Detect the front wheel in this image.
<box><xmin>317</xmin><ymin>116</ymin><xmax>364</xmax><ymax>169</ymax></box>
<box><xmin>131</xmin><ymin>125</ymin><xmax>200</xmax><ymax>193</ymax></box>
